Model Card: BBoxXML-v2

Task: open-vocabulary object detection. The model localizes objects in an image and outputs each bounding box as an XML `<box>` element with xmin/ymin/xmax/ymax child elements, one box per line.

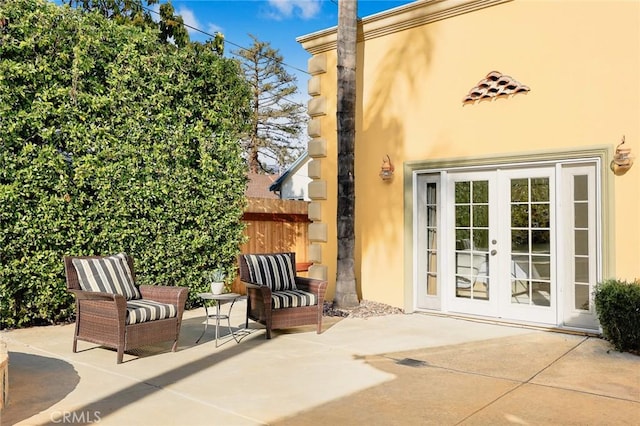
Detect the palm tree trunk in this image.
<box><xmin>335</xmin><ymin>0</ymin><xmax>359</xmax><ymax>308</ymax></box>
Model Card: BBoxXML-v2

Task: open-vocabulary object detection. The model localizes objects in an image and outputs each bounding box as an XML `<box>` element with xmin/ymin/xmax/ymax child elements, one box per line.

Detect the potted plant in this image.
<box><xmin>206</xmin><ymin>269</ymin><xmax>226</xmax><ymax>295</ymax></box>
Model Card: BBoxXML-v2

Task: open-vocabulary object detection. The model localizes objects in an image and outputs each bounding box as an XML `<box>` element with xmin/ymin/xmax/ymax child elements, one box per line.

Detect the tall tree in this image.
<box><xmin>64</xmin><ymin>0</ymin><xmax>155</xmax><ymax>24</ymax></box>
<box><xmin>334</xmin><ymin>0</ymin><xmax>359</xmax><ymax>308</ymax></box>
<box><xmin>235</xmin><ymin>35</ymin><xmax>306</xmax><ymax>174</ymax></box>
<box><xmin>64</xmin><ymin>0</ymin><xmax>196</xmax><ymax>49</ymax></box>
<box><xmin>156</xmin><ymin>1</ymin><xmax>190</xmax><ymax>47</ymax></box>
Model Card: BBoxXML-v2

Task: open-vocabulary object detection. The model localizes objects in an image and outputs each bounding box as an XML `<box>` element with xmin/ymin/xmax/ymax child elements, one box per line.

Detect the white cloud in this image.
<box><xmin>176</xmin><ymin>6</ymin><xmax>222</xmax><ymax>39</ymax></box>
<box><xmin>267</xmin><ymin>0</ymin><xmax>321</xmax><ymax>20</ymax></box>
<box><xmin>207</xmin><ymin>23</ymin><xmax>224</xmax><ymax>35</ymax></box>
<box><xmin>177</xmin><ymin>6</ymin><xmax>201</xmax><ymax>35</ymax></box>
<box><xmin>148</xmin><ymin>3</ymin><xmax>161</xmax><ymax>22</ymax></box>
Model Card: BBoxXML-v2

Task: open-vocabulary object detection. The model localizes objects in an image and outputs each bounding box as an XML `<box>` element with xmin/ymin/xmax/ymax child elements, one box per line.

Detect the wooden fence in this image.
<box><xmin>231</xmin><ymin>198</ymin><xmax>310</xmax><ymax>293</ymax></box>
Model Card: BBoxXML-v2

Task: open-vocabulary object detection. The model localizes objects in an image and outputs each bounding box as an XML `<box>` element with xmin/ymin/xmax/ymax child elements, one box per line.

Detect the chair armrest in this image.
<box><xmin>294</xmin><ymin>277</ymin><xmax>328</xmax><ymax>296</ymax></box>
<box><xmin>242</xmin><ymin>281</ymin><xmax>272</xmax><ymax>297</ymax></box>
<box><xmin>69</xmin><ymin>289</ymin><xmax>121</xmax><ymax>302</ymax></box>
<box><xmin>243</xmin><ymin>282</ymin><xmax>260</xmax><ymax>289</ymax></box>
<box><xmin>139</xmin><ymin>285</ymin><xmax>189</xmax><ymax>308</ymax></box>
<box><xmin>69</xmin><ymin>289</ymin><xmax>128</xmax><ymax>323</ymax></box>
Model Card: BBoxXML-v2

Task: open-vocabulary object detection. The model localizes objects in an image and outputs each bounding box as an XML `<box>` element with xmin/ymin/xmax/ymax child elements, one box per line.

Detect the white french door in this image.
<box><xmin>497</xmin><ymin>168</ymin><xmax>557</xmax><ymax>324</ymax></box>
<box><xmin>446</xmin><ymin>171</ymin><xmax>500</xmax><ymax>318</ymax></box>
<box><xmin>447</xmin><ymin>168</ymin><xmax>557</xmax><ymax>323</ymax></box>
<box><xmin>415</xmin><ymin>161</ymin><xmax>600</xmax><ymax>329</ymax></box>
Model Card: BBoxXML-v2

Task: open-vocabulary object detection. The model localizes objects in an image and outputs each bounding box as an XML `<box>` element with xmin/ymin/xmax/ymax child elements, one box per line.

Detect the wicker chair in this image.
<box><xmin>64</xmin><ymin>254</ymin><xmax>189</xmax><ymax>364</ymax></box>
<box><xmin>239</xmin><ymin>252</ymin><xmax>327</xmax><ymax>339</ymax></box>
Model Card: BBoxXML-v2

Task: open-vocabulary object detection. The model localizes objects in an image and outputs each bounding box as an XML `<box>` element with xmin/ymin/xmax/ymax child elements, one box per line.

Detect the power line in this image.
<box><xmin>140</xmin><ymin>4</ymin><xmax>309</xmax><ymax>109</ymax></box>
<box><xmin>141</xmin><ymin>5</ymin><xmax>310</xmax><ymax>76</ymax></box>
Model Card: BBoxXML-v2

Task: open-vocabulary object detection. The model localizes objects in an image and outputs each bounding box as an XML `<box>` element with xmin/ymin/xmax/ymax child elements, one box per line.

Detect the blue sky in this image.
<box><xmin>159</xmin><ymin>0</ymin><xmax>415</xmax><ymax>102</ymax></box>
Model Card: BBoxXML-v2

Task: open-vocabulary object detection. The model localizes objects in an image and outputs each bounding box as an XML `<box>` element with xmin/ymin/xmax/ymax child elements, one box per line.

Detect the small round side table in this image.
<box><xmin>196</xmin><ymin>292</ymin><xmax>242</xmax><ymax>347</ymax></box>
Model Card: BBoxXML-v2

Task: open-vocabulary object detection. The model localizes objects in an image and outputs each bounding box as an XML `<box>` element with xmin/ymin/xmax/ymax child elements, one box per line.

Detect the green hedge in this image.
<box><xmin>0</xmin><ymin>0</ymin><xmax>252</xmax><ymax>328</ymax></box>
<box><xmin>594</xmin><ymin>279</ymin><xmax>640</xmax><ymax>353</ymax></box>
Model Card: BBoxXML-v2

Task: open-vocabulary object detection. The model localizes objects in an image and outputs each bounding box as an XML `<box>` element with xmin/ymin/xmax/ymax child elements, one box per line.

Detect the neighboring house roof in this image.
<box><xmin>269</xmin><ymin>151</ymin><xmax>309</xmax><ymax>192</ymax></box>
<box><xmin>245</xmin><ymin>173</ymin><xmax>279</xmax><ymax>199</ymax></box>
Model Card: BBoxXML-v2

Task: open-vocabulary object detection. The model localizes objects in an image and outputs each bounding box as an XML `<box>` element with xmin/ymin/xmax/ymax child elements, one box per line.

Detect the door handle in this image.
<box><xmin>491</xmin><ymin>250</ymin><xmax>497</xmax><ymax>256</ymax></box>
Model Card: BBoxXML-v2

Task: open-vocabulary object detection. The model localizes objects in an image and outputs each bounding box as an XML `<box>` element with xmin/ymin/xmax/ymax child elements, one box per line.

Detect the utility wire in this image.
<box><xmin>141</xmin><ymin>5</ymin><xmax>311</xmax><ymax>76</ymax></box>
<box><xmin>140</xmin><ymin>5</ymin><xmax>309</xmax><ymax>109</ymax></box>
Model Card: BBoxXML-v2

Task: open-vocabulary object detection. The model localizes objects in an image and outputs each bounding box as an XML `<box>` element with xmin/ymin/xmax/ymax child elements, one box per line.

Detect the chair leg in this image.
<box><xmin>73</xmin><ymin>317</ymin><xmax>80</xmax><ymax>353</ymax></box>
<box><xmin>265</xmin><ymin>317</ymin><xmax>272</xmax><ymax>339</ymax></box>
<box><xmin>171</xmin><ymin>339</ymin><xmax>178</xmax><ymax>352</ymax></box>
<box><xmin>245</xmin><ymin>298</ymin><xmax>251</xmax><ymax>329</ymax></box>
<box><xmin>117</xmin><ymin>347</ymin><xmax>124</xmax><ymax>364</ymax></box>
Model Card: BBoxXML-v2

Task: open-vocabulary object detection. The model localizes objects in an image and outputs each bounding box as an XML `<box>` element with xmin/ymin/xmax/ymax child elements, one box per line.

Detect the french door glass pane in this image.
<box><xmin>511</xmin><ymin>179</ymin><xmax>528</xmax><ymax>202</ymax></box>
<box><xmin>575</xmin><ymin>284</ymin><xmax>590</xmax><ymax>310</ymax></box>
<box><xmin>574</xmin><ymin>175</ymin><xmax>588</xmax><ymax>201</ymax></box>
<box><xmin>574</xmin><ymin>230</ymin><xmax>589</xmax><ymax>256</ymax></box>
<box><xmin>531</xmin><ymin>178</ymin><xmax>549</xmax><ymax>202</ymax></box>
<box><xmin>456</xmin><ymin>206</ymin><xmax>470</xmax><ymax>226</ymax></box>
<box><xmin>473</xmin><ymin>205</ymin><xmax>488</xmax><ymax>227</ymax></box>
<box><xmin>455</xmin><ymin>180</ymin><xmax>489</xmax><ymax>300</ymax></box>
<box><xmin>532</xmin><ymin>230</ymin><xmax>550</xmax><ymax>253</ymax></box>
<box><xmin>510</xmin><ymin>177</ymin><xmax>552</xmax><ymax>307</ymax></box>
<box><xmin>573</xmin><ymin>175</ymin><xmax>591</xmax><ymax>311</ymax></box>
<box><xmin>574</xmin><ymin>257</ymin><xmax>589</xmax><ymax>283</ymax></box>
<box><xmin>574</xmin><ymin>203</ymin><xmax>588</xmax><ymax>228</ymax></box>
<box><xmin>511</xmin><ymin>230</ymin><xmax>529</xmax><ymax>252</ymax></box>
<box><xmin>426</xmin><ymin>182</ymin><xmax>438</xmax><ymax>296</ymax></box>
<box><xmin>532</xmin><ymin>204</ymin><xmax>550</xmax><ymax>227</ymax></box>
<box><xmin>532</xmin><ymin>255</ymin><xmax>551</xmax><ymax>280</ymax></box>
<box><xmin>456</xmin><ymin>182</ymin><xmax>470</xmax><ymax>203</ymax></box>
<box><xmin>472</xmin><ymin>181</ymin><xmax>488</xmax><ymax>203</ymax></box>
<box><xmin>511</xmin><ymin>205</ymin><xmax>528</xmax><ymax>227</ymax></box>
<box><xmin>474</xmin><ymin>229</ymin><xmax>489</xmax><ymax>250</ymax></box>
<box><xmin>532</xmin><ymin>281</ymin><xmax>551</xmax><ymax>306</ymax></box>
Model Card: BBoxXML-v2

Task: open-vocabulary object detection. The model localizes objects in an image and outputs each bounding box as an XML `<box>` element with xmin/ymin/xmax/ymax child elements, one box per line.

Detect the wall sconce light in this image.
<box><xmin>610</xmin><ymin>136</ymin><xmax>634</xmax><ymax>176</ymax></box>
<box><xmin>379</xmin><ymin>155</ymin><xmax>395</xmax><ymax>181</ymax></box>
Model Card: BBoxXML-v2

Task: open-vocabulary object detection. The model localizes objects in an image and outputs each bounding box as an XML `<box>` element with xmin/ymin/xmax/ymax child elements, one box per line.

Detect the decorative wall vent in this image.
<box><xmin>463</xmin><ymin>71</ymin><xmax>530</xmax><ymax>105</ymax></box>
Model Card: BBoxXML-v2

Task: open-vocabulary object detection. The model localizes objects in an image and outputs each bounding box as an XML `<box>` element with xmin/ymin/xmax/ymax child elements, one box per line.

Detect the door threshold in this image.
<box><xmin>414</xmin><ymin>310</ymin><xmax>601</xmax><ymax>337</ymax></box>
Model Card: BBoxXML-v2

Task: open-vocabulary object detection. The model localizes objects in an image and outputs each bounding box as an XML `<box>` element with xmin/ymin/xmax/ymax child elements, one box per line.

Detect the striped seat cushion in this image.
<box><xmin>125</xmin><ymin>300</ymin><xmax>177</xmax><ymax>325</ymax></box>
<box><xmin>72</xmin><ymin>253</ymin><xmax>141</xmax><ymax>300</ymax></box>
<box><xmin>244</xmin><ymin>254</ymin><xmax>297</xmax><ymax>291</ymax></box>
<box><xmin>271</xmin><ymin>290</ymin><xmax>317</xmax><ymax>309</ymax></box>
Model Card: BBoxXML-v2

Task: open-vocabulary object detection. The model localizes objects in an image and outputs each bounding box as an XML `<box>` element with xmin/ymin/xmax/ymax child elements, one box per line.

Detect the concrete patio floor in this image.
<box><xmin>1</xmin><ymin>299</ymin><xmax>639</xmax><ymax>425</ymax></box>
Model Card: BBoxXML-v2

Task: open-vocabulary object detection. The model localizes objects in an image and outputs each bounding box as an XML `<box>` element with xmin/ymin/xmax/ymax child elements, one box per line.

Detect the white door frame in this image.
<box><xmin>413</xmin><ymin>156</ymin><xmax>603</xmax><ymax>330</ymax></box>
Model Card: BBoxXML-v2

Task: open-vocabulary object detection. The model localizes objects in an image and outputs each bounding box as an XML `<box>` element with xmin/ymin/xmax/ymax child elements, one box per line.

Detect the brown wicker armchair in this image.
<box><xmin>239</xmin><ymin>252</ymin><xmax>327</xmax><ymax>339</ymax></box>
<box><xmin>64</xmin><ymin>254</ymin><xmax>189</xmax><ymax>364</ymax></box>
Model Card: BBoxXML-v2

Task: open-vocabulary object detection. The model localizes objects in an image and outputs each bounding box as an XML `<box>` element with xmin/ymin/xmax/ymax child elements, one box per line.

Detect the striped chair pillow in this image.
<box><xmin>72</xmin><ymin>253</ymin><xmax>141</xmax><ymax>300</ymax></box>
<box><xmin>244</xmin><ymin>254</ymin><xmax>297</xmax><ymax>291</ymax></box>
<box><xmin>271</xmin><ymin>290</ymin><xmax>318</xmax><ymax>309</ymax></box>
<box><xmin>126</xmin><ymin>300</ymin><xmax>177</xmax><ymax>325</ymax></box>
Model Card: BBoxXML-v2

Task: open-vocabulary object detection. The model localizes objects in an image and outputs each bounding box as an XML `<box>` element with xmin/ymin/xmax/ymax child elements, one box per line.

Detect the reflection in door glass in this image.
<box><xmin>472</xmin><ymin>181</ymin><xmax>488</xmax><ymax>203</ymax></box>
<box><xmin>531</xmin><ymin>178</ymin><xmax>550</xmax><ymax>202</ymax></box>
<box><xmin>426</xmin><ymin>182</ymin><xmax>438</xmax><ymax>296</ymax></box>
<box><xmin>573</xmin><ymin>175</ymin><xmax>590</xmax><ymax>311</ymax></box>
<box><xmin>510</xmin><ymin>177</ymin><xmax>551</xmax><ymax>307</ymax></box>
<box><xmin>455</xmin><ymin>180</ymin><xmax>489</xmax><ymax>301</ymax></box>
<box><xmin>474</xmin><ymin>229</ymin><xmax>489</xmax><ymax>251</ymax></box>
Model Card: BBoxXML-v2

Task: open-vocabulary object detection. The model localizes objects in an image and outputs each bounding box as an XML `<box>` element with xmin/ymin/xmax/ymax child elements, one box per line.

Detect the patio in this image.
<box><xmin>1</xmin><ymin>300</ymin><xmax>639</xmax><ymax>425</ymax></box>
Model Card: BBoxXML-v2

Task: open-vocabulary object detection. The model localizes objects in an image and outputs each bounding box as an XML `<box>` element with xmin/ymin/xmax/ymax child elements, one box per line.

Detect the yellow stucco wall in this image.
<box><xmin>299</xmin><ymin>0</ymin><xmax>640</xmax><ymax>308</ymax></box>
